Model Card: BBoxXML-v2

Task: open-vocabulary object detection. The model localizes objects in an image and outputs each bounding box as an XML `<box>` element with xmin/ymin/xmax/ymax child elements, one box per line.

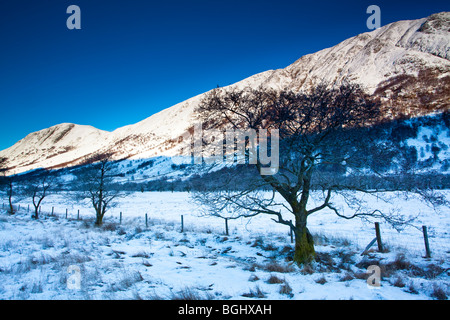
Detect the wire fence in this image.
<box><xmin>2</xmin><ymin>201</ymin><xmax>449</xmax><ymax>260</ymax></box>
<box><xmin>308</xmin><ymin>223</ymin><xmax>449</xmax><ymax>258</ymax></box>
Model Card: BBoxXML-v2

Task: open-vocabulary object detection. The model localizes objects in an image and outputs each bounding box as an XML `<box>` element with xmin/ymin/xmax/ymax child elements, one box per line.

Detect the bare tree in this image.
<box><xmin>75</xmin><ymin>153</ymin><xmax>123</xmax><ymax>226</ymax></box>
<box><xmin>0</xmin><ymin>157</ymin><xmax>16</xmax><ymax>215</ymax></box>
<box><xmin>193</xmin><ymin>83</ymin><xmax>414</xmax><ymax>265</ymax></box>
<box><xmin>23</xmin><ymin>170</ymin><xmax>57</xmax><ymax>219</ymax></box>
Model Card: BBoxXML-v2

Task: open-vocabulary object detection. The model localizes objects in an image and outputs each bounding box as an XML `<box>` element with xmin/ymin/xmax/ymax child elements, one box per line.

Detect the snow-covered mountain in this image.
<box><xmin>1</xmin><ymin>12</ymin><xmax>449</xmax><ymax>175</ymax></box>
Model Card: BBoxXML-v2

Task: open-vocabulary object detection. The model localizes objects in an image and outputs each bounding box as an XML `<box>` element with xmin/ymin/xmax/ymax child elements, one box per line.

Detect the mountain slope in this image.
<box><xmin>1</xmin><ymin>124</ymin><xmax>110</xmax><ymax>173</ymax></box>
<box><xmin>1</xmin><ymin>12</ymin><xmax>449</xmax><ymax>175</ymax></box>
<box><xmin>284</xmin><ymin>12</ymin><xmax>450</xmax><ymax>93</ymax></box>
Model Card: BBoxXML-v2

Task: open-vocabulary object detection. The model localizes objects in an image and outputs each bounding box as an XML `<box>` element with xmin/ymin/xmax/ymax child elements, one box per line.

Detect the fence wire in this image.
<box><xmin>3</xmin><ymin>201</ymin><xmax>449</xmax><ymax>260</ymax></box>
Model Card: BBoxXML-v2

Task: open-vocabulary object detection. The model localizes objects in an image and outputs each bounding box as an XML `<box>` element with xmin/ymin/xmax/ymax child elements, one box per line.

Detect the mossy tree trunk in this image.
<box><xmin>293</xmin><ymin>221</ymin><xmax>316</xmax><ymax>265</ymax></box>
<box><xmin>291</xmin><ymin>160</ymin><xmax>316</xmax><ymax>265</ymax></box>
<box><xmin>258</xmin><ymin>154</ymin><xmax>318</xmax><ymax>266</ymax></box>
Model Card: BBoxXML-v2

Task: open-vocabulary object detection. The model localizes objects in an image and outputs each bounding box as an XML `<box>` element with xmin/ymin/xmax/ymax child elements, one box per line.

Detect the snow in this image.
<box><xmin>0</xmin><ymin>124</ymin><xmax>111</xmax><ymax>175</ymax></box>
<box><xmin>0</xmin><ymin>12</ymin><xmax>449</xmax><ymax>301</ymax></box>
<box><xmin>0</xmin><ymin>190</ymin><xmax>448</xmax><ymax>300</ymax></box>
<box><xmin>286</xmin><ymin>14</ymin><xmax>450</xmax><ymax>94</ymax></box>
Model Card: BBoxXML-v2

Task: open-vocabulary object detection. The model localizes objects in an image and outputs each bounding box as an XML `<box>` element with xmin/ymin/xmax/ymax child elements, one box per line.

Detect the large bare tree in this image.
<box><xmin>193</xmin><ymin>83</ymin><xmax>412</xmax><ymax>265</ymax></box>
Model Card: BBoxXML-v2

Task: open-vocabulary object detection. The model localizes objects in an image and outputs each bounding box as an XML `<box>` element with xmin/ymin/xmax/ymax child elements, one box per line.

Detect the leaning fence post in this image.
<box><xmin>375</xmin><ymin>222</ymin><xmax>383</xmax><ymax>252</ymax></box>
<box><xmin>422</xmin><ymin>226</ymin><xmax>431</xmax><ymax>258</ymax></box>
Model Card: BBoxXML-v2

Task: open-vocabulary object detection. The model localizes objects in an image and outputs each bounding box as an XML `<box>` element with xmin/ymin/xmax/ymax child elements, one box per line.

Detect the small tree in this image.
<box><xmin>23</xmin><ymin>170</ymin><xmax>57</xmax><ymax>219</ymax></box>
<box><xmin>76</xmin><ymin>154</ymin><xmax>123</xmax><ymax>226</ymax></box>
<box><xmin>0</xmin><ymin>157</ymin><xmax>16</xmax><ymax>215</ymax></box>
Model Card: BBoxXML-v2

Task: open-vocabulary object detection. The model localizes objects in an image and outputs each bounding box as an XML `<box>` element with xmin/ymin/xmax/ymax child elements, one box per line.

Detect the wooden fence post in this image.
<box><xmin>65</xmin><ymin>209</ymin><xmax>68</xmax><ymax>219</ymax></box>
<box><xmin>422</xmin><ymin>225</ymin><xmax>431</xmax><ymax>258</ymax></box>
<box><xmin>375</xmin><ymin>222</ymin><xmax>383</xmax><ymax>252</ymax></box>
<box><xmin>51</xmin><ymin>207</ymin><xmax>54</xmax><ymax>216</ymax></box>
<box><xmin>225</xmin><ymin>218</ymin><xmax>229</xmax><ymax>236</ymax></box>
<box><xmin>290</xmin><ymin>220</ymin><xmax>294</xmax><ymax>244</ymax></box>
<box><xmin>181</xmin><ymin>215</ymin><xmax>184</xmax><ymax>233</ymax></box>
<box><xmin>361</xmin><ymin>237</ymin><xmax>378</xmax><ymax>256</ymax></box>
<box><xmin>145</xmin><ymin>213</ymin><xmax>148</xmax><ymax>228</ymax></box>
<box><xmin>120</xmin><ymin>212</ymin><xmax>122</xmax><ymax>224</ymax></box>
<box><xmin>77</xmin><ymin>210</ymin><xmax>80</xmax><ymax>220</ymax></box>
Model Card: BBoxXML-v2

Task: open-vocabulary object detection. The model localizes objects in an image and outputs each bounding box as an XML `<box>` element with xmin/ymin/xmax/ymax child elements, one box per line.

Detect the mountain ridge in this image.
<box><xmin>1</xmin><ymin>12</ymin><xmax>449</xmax><ymax>175</ymax></box>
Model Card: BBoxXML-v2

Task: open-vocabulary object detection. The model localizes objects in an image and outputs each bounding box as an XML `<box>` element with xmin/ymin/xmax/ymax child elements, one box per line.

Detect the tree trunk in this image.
<box><xmin>95</xmin><ymin>209</ymin><xmax>103</xmax><ymax>226</ymax></box>
<box><xmin>8</xmin><ymin>201</ymin><xmax>14</xmax><ymax>215</ymax></box>
<box><xmin>8</xmin><ymin>182</ymin><xmax>14</xmax><ymax>215</ymax></box>
<box><xmin>32</xmin><ymin>195</ymin><xmax>41</xmax><ymax>219</ymax></box>
<box><xmin>293</xmin><ymin>218</ymin><xmax>315</xmax><ymax>265</ymax></box>
<box><xmin>95</xmin><ymin>217</ymin><xmax>103</xmax><ymax>226</ymax></box>
<box><xmin>33</xmin><ymin>206</ymin><xmax>39</xmax><ymax>219</ymax></box>
<box><xmin>95</xmin><ymin>179</ymin><xmax>104</xmax><ymax>227</ymax></box>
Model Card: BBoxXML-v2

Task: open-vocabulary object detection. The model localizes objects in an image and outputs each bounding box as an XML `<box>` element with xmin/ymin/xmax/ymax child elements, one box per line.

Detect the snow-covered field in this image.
<box><xmin>0</xmin><ymin>191</ymin><xmax>449</xmax><ymax>300</ymax></box>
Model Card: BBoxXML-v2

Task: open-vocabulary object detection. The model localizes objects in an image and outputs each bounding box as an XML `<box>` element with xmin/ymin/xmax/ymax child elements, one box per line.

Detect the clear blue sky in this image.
<box><xmin>0</xmin><ymin>0</ymin><xmax>448</xmax><ymax>150</ymax></box>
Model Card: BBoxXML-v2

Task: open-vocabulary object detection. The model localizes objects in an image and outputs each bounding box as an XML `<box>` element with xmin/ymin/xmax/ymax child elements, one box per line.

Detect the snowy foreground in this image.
<box><xmin>0</xmin><ymin>191</ymin><xmax>449</xmax><ymax>300</ymax></box>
